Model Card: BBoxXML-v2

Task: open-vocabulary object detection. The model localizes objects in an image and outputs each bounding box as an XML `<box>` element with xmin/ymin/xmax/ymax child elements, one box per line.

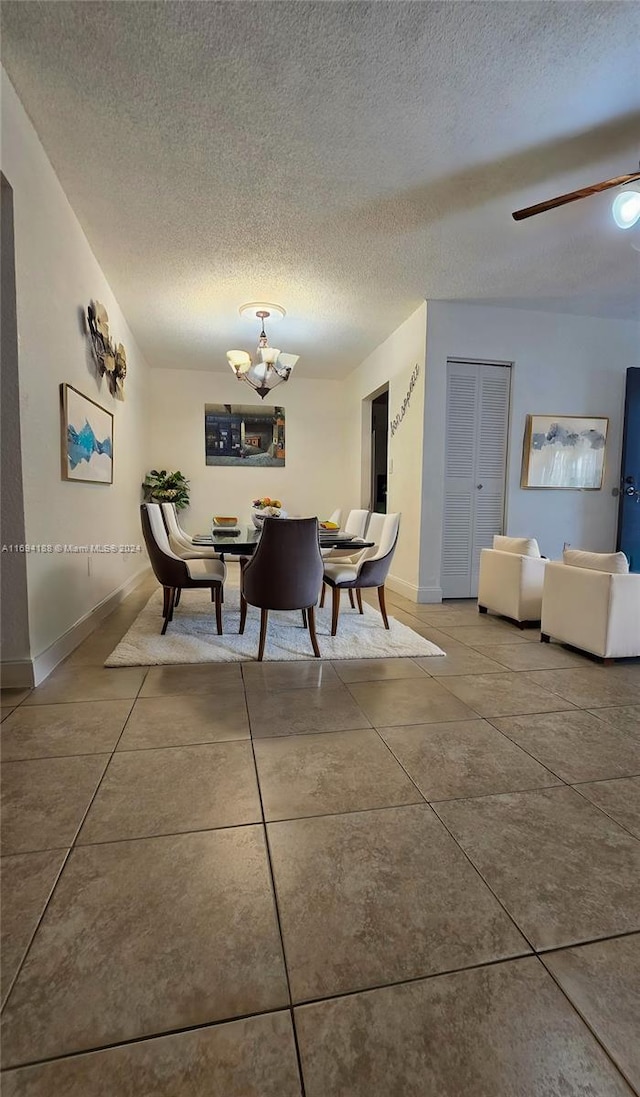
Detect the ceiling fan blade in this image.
<box><xmin>512</xmin><ymin>172</ymin><xmax>640</xmax><ymax>221</ymax></box>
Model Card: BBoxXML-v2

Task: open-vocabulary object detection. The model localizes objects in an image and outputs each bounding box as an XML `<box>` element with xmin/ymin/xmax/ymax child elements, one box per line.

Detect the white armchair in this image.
<box><xmin>477</xmin><ymin>536</ymin><xmax>547</xmax><ymax>625</ymax></box>
<box><xmin>541</xmin><ymin>558</ymin><xmax>640</xmax><ymax>661</ymax></box>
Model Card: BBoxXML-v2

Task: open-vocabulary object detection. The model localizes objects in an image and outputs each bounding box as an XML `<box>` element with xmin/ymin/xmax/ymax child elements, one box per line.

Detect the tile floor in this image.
<box><xmin>1</xmin><ymin>578</ymin><xmax>639</xmax><ymax>1095</ymax></box>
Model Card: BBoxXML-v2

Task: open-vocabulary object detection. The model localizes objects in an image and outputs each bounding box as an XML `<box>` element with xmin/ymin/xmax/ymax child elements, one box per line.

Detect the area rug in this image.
<box><xmin>105</xmin><ymin>581</ymin><xmax>445</xmax><ymax>666</ymax></box>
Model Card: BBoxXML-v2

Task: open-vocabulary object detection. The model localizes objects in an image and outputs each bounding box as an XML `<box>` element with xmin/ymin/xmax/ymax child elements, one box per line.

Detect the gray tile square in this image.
<box><xmin>254</xmin><ymin>729</ymin><xmax>423</xmax><ymax>820</ymax></box>
<box><xmin>440</xmin><ymin>673</ymin><xmax>575</xmax><ymax>718</ymax></box>
<box><xmin>438</xmin><ymin>625</ymin><xmax>536</xmax><ymax>648</ymax></box>
<box><xmin>267</xmin><ymin>804</ymin><xmax>528</xmax><ymax>1002</ymax></box>
<box><xmin>139</xmin><ymin>663</ymin><xmax>242</xmax><ymax>697</ymax></box>
<box><xmin>1</xmin><ymin>850</ymin><xmax>67</xmax><ymax>1005</ymax></box>
<box><xmin>24</xmin><ymin>667</ymin><xmax>146</xmax><ymax>705</ymax></box>
<box><xmin>78</xmin><ymin>741</ymin><xmax>261</xmax><ymax>843</ymax></box>
<box><xmin>415</xmin><ymin>648</ymin><xmax>508</xmax><ymax>677</ymax></box>
<box><xmin>117</xmin><ymin>693</ymin><xmax>249</xmax><ymax>750</ymax></box>
<box><xmin>248</xmin><ymin>684</ymin><xmax>370</xmax><ymax>738</ymax></box>
<box><xmin>492</xmin><ymin>710</ymin><xmax>640</xmax><ymax>783</ymax></box>
<box><xmin>575</xmin><ymin>777</ymin><xmax>640</xmax><ymax>838</ymax></box>
<box><xmin>543</xmin><ymin>936</ymin><xmax>640</xmax><ymax>1092</ymax></box>
<box><xmin>590</xmin><ymin>705</ymin><xmax>640</xmax><ymax>735</ymax></box>
<box><xmin>242</xmin><ymin>660</ymin><xmax>342</xmax><ymax>691</ymax></box>
<box><xmin>2</xmin><ymin>1012</ymin><xmax>302</xmax><ymax>1097</ymax></box>
<box><xmin>435</xmin><ymin>786</ymin><xmax>640</xmax><ymax>950</ymax></box>
<box><xmin>347</xmin><ymin>677</ymin><xmax>477</xmax><ymax>727</ymax></box>
<box><xmin>1</xmin><ymin>828</ymin><xmax>288</xmax><ymax>1066</ymax></box>
<box><xmin>526</xmin><ymin>669</ymin><xmax>640</xmax><ymax>709</ymax></box>
<box><xmin>332</xmin><ymin>658</ymin><xmax>429</xmax><ymax>683</ymax></box>
<box><xmin>1</xmin><ymin>700</ymin><xmax>133</xmax><ymax>760</ymax></box>
<box><xmin>1</xmin><ymin>755</ymin><xmax>109</xmax><ymax>854</ymax></box>
<box><xmin>476</xmin><ymin>643</ymin><xmax>593</xmax><ymax>672</ymax></box>
<box><xmin>380</xmin><ymin>720</ymin><xmax>561</xmax><ymax>801</ymax></box>
<box><xmin>295</xmin><ymin>957</ymin><xmax>632</xmax><ymax>1097</ymax></box>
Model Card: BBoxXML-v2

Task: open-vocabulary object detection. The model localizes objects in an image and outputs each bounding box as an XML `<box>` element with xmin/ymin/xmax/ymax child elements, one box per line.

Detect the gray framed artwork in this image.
<box><xmin>204</xmin><ymin>404</ymin><xmax>285</xmax><ymax>467</ymax></box>
<box><xmin>521</xmin><ymin>415</ymin><xmax>608</xmax><ymax>490</ymax></box>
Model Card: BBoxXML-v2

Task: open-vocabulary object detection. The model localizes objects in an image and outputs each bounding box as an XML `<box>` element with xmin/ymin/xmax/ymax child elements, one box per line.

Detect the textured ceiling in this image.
<box><xmin>2</xmin><ymin>1</ymin><xmax>639</xmax><ymax>377</ymax></box>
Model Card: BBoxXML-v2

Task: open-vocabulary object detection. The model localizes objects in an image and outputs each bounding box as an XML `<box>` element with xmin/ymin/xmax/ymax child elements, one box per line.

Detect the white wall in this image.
<box><xmin>343</xmin><ymin>304</ymin><xmax>428</xmax><ymax>598</ymax></box>
<box><xmin>422</xmin><ymin>301</ymin><xmax>640</xmax><ymax>596</ymax></box>
<box><xmin>1</xmin><ymin>71</ymin><xmax>152</xmax><ymax>674</ymax></box>
<box><xmin>147</xmin><ymin>369</ymin><xmax>348</xmax><ymax>532</ymax></box>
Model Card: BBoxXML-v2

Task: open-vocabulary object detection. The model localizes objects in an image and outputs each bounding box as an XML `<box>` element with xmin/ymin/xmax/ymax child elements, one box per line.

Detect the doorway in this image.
<box><xmin>441</xmin><ymin>359</ymin><xmax>512</xmax><ymax>598</ymax></box>
<box><xmin>617</xmin><ymin>367</ymin><xmax>640</xmax><ymax>571</ymax></box>
<box><xmin>371</xmin><ymin>388</ymin><xmax>389</xmax><ymax>513</ymax></box>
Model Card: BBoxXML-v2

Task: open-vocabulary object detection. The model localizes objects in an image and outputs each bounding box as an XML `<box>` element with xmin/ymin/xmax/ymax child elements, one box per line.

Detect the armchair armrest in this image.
<box><xmin>542</xmin><ymin>563</ymin><xmax>640</xmax><ymax>658</ymax></box>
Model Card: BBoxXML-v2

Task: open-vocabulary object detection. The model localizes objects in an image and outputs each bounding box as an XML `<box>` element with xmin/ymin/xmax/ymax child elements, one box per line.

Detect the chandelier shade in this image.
<box><xmin>226</xmin><ymin>306</ymin><xmax>298</xmax><ymax>399</ymax></box>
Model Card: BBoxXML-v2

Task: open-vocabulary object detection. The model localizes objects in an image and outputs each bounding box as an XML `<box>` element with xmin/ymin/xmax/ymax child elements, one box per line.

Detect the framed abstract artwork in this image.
<box><xmin>61</xmin><ymin>384</ymin><xmax>114</xmax><ymax>484</ymax></box>
<box><xmin>204</xmin><ymin>403</ymin><xmax>285</xmax><ymax>467</ymax></box>
<box><xmin>521</xmin><ymin>415</ymin><xmax>608</xmax><ymax>490</ymax></box>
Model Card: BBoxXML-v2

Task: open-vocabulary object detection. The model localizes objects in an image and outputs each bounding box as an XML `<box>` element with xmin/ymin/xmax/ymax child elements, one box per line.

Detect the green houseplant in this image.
<box><xmin>142</xmin><ymin>469</ymin><xmax>190</xmax><ymax>510</ymax></box>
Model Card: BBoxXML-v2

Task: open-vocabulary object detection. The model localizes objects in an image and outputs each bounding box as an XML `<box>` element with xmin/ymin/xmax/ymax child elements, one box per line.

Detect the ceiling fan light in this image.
<box><xmin>612</xmin><ymin>189</ymin><xmax>640</xmax><ymax>229</ymax></box>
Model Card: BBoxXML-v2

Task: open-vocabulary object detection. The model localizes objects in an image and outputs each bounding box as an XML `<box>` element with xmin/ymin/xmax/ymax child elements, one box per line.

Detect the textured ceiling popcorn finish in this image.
<box><xmin>2</xmin><ymin>1</ymin><xmax>638</xmax><ymax>377</ymax></box>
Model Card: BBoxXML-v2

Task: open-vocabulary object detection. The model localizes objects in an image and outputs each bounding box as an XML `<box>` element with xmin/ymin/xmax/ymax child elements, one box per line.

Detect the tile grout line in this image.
<box><xmin>4</xmin><ymin>934</ymin><xmax>640</xmax><ymax>1076</ymax></box>
<box><xmin>0</xmin><ymin>667</ymin><xmax>150</xmax><ymax>1016</ymax></box>
<box><xmin>365</xmin><ymin>728</ymin><xmax>542</xmax><ymax>956</ymax></box>
<box><xmin>534</xmin><ymin>953</ymin><xmax>640</xmax><ymax>1097</ymax></box>
<box><xmin>240</xmin><ymin>663</ymin><xmax>307</xmax><ymax>1097</ymax></box>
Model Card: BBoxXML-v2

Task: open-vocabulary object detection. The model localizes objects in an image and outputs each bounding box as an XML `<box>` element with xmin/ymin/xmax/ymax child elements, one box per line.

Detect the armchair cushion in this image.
<box><xmin>493</xmin><ymin>535</ymin><xmax>541</xmax><ymax>557</ymax></box>
<box><xmin>563</xmin><ymin>549</ymin><xmax>629</xmax><ymax>574</ymax></box>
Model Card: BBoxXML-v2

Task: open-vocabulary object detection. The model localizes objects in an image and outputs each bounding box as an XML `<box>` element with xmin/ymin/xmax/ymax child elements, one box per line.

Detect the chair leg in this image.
<box><xmin>239</xmin><ymin>559</ymin><xmax>248</xmax><ymax>635</ymax></box>
<box><xmin>331</xmin><ymin>586</ymin><xmax>341</xmax><ymax>636</ymax></box>
<box><xmin>161</xmin><ymin>588</ymin><xmax>175</xmax><ymax>635</ymax></box>
<box><xmin>378</xmin><ymin>585</ymin><xmax>389</xmax><ymax>629</ymax></box>
<box><xmin>478</xmin><ymin>605</ymin><xmax>487</xmax><ymax>614</ymax></box>
<box><xmin>307</xmin><ymin>605</ymin><xmax>321</xmax><ymax>658</ymax></box>
<box><xmin>301</xmin><ymin>608</ymin><xmax>308</xmax><ymax>627</ymax></box>
<box><xmin>162</xmin><ymin>586</ymin><xmax>171</xmax><ymax>619</ymax></box>
<box><xmin>541</xmin><ymin>633</ymin><xmax>550</xmax><ymax>644</ymax></box>
<box><xmin>356</xmin><ymin>588</ymin><xmax>364</xmax><ymax>615</ymax></box>
<box><xmin>320</xmin><ymin>582</ymin><xmax>326</xmax><ymax>608</ymax></box>
<box><xmin>168</xmin><ymin>587</ymin><xmax>177</xmax><ymax>622</ymax></box>
<box><xmin>214</xmin><ymin>585</ymin><xmax>223</xmax><ymax>635</ymax></box>
<box><xmin>348</xmin><ymin>589</ymin><xmax>355</xmax><ymax>609</ymax></box>
<box><xmin>257</xmin><ymin>608</ymin><xmax>269</xmax><ymax>661</ymax></box>
<box><xmin>174</xmin><ymin>588</ymin><xmax>181</xmax><ymax>608</ymax></box>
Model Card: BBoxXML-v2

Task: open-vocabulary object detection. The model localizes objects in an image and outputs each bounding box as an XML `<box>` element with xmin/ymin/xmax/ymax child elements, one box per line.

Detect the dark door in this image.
<box><xmin>371</xmin><ymin>390</ymin><xmax>388</xmax><ymax>513</ymax></box>
<box><xmin>617</xmin><ymin>367</ymin><xmax>640</xmax><ymax>572</ymax></box>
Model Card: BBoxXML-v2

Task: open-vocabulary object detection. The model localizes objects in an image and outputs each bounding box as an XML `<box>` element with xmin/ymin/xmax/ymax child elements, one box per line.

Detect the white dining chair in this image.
<box><xmin>161</xmin><ymin>502</ymin><xmax>221</xmax><ymax>560</ymax></box>
<box><xmin>323</xmin><ymin>512</ymin><xmax>401</xmax><ymax>634</ymax></box>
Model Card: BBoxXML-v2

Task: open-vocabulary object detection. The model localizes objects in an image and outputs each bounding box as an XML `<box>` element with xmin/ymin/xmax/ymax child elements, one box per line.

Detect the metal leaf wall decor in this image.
<box><xmin>87</xmin><ymin>301</ymin><xmax>127</xmax><ymax>401</ymax></box>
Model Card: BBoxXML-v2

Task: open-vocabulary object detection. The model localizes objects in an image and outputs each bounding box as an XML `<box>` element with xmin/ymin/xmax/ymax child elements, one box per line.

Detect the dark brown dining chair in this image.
<box><xmin>240</xmin><ymin>517</ymin><xmax>324</xmax><ymax>661</ymax></box>
<box><xmin>140</xmin><ymin>504</ymin><xmax>226</xmax><ymax>635</ymax></box>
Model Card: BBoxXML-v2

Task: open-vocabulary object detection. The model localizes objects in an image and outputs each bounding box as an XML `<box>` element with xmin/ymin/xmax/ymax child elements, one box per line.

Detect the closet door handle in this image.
<box><xmin>476</xmin><ymin>483</ymin><xmax>483</xmax><ymax>490</ymax></box>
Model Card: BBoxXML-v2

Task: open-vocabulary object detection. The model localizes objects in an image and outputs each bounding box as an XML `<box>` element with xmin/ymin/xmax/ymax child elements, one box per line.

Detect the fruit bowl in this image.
<box><xmin>252</xmin><ymin>507</ymin><xmax>287</xmax><ymax>529</ymax></box>
<box><xmin>212</xmin><ymin>516</ymin><xmax>239</xmax><ymax>527</ymax></box>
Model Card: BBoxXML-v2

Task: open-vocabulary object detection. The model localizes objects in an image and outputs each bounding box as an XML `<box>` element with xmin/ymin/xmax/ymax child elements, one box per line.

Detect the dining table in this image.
<box><xmin>192</xmin><ymin>525</ymin><xmax>374</xmax><ymax>558</ymax></box>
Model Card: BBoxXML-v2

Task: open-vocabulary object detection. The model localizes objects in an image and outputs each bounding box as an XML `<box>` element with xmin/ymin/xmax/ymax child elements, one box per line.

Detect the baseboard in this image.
<box><xmin>1</xmin><ymin>659</ymin><xmax>35</xmax><ymax>689</ymax></box>
<box><xmin>4</xmin><ymin>564</ymin><xmax>152</xmax><ymax>688</ymax></box>
<box><xmin>387</xmin><ymin>574</ymin><xmax>443</xmax><ymax>604</ymax></box>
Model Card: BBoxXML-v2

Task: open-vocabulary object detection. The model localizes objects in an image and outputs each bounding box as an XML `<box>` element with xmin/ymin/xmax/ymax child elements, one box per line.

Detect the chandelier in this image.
<box><xmin>226</xmin><ymin>303</ymin><xmax>299</xmax><ymax>400</ymax></box>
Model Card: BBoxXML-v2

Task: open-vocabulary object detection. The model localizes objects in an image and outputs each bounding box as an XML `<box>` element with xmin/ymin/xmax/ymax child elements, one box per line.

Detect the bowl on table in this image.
<box><xmin>212</xmin><ymin>516</ymin><xmax>239</xmax><ymax>528</ymax></box>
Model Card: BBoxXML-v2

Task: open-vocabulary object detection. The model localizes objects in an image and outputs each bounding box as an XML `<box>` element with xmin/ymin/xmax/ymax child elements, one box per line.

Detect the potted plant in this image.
<box><xmin>143</xmin><ymin>469</ymin><xmax>190</xmax><ymax>510</ymax></box>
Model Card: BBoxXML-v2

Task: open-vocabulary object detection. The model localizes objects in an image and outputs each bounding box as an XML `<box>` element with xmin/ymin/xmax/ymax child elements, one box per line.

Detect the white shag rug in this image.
<box><xmin>105</xmin><ymin>581</ymin><xmax>445</xmax><ymax>666</ymax></box>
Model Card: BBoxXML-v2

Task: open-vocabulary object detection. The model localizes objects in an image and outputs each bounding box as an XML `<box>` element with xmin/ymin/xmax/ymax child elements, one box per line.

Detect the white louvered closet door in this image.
<box><xmin>441</xmin><ymin>361</ymin><xmax>511</xmax><ymax>598</ymax></box>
